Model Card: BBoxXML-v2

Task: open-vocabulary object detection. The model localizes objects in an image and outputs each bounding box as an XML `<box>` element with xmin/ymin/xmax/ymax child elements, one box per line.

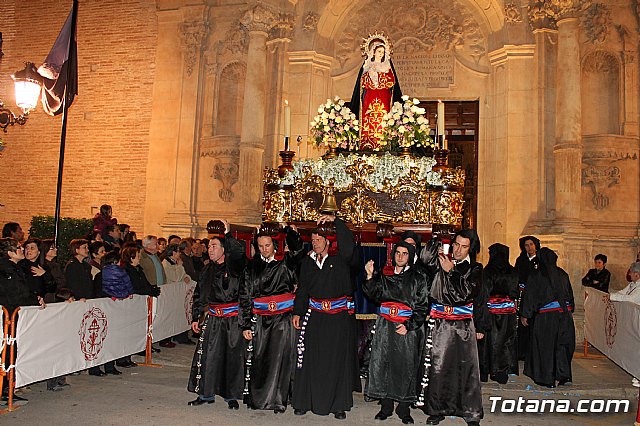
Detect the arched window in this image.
<box><xmin>582</xmin><ymin>51</ymin><xmax>620</xmax><ymax>135</ymax></box>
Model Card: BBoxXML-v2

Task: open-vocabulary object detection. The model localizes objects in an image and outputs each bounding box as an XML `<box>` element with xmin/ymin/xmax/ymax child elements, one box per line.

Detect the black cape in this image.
<box><xmin>520</xmin><ymin>247</ymin><xmax>575</xmax><ymax>387</ymax></box>
<box><xmin>475</xmin><ymin>243</ymin><xmax>519</xmax><ymax>382</ymax></box>
<box><xmin>239</xmin><ymin>227</ymin><xmax>305</xmax><ymax>410</ymax></box>
<box><xmin>418</xmin><ymin>239</ymin><xmax>483</xmax><ymax>421</ymax></box>
<box><xmin>363</xmin><ymin>250</ymin><xmax>429</xmax><ymax>402</ymax></box>
<box><xmin>292</xmin><ymin>218</ymin><xmax>361</xmax><ymax>415</ymax></box>
<box><xmin>514</xmin><ymin>237</ymin><xmax>541</xmax><ymax>361</ymax></box>
<box><xmin>188</xmin><ymin>234</ymin><xmax>247</xmax><ymax>400</ymax></box>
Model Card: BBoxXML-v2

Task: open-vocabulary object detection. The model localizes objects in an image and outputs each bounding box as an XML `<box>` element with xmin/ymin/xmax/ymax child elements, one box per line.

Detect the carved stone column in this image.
<box><xmin>237</xmin><ymin>4</ymin><xmax>277</xmax><ymax>220</ymax></box>
<box><xmin>553</xmin><ymin>1</ymin><xmax>582</xmax><ymax>223</ymax></box>
<box><xmin>144</xmin><ymin>5</ymin><xmax>209</xmax><ymax>237</ymax></box>
<box><xmin>528</xmin><ymin>0</ymin><xmax>557</xmax><ymax>219</ymax></box>
<box><xmin>264</xmin><ymin>14</ymin><xmax>294</xmax><ymax>169</ymax></box>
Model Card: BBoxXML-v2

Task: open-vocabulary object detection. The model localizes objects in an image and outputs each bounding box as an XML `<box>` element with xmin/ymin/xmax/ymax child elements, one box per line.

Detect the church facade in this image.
<box><xmin>1</xmin><ymin>0</ymin><xmax>639</xmax><ymax>313</ymax></box>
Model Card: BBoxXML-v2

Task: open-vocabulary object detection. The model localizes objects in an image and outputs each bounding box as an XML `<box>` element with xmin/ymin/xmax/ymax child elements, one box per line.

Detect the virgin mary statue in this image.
<box><xmin>349</xmin><ymin>33</ymin><xmax>403</xmax><ymax>151</ymax></box>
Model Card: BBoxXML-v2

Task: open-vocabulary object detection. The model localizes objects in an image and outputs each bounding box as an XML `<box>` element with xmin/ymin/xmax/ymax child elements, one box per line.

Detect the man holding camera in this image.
<box><xmin>419</xmin><ymin>229</ymin><xmax>484</xmax><ymax>426</ymax></box>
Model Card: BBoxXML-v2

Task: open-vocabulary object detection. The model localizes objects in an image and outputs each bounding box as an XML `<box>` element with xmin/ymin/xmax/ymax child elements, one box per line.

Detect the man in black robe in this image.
<box><xmin>514</xmin><ymin>235</ymin><xmax>540</xmax><ymax>360</ymax></box>
<box><xmin>292</xmin><ymin>214</ymin><xmax>361</xmax><ymax>420</ymax></box>
<box><xmin>475</xmin><ymin>243</ymin><xmax>519</xmax><ymax>384</ymax></box>
<box><xmin>520</xmin><ymin>247</ymin><xmax>575</xmax><ymax>388</ymax></box>
<box><xmin>419</xmin><ymin>229</ymin><xmax>483</xmax><ymax>426</ymax></box>
<box><xmin>187</xmin><ymin>223</ymin><xmax>247</xmax><ymax>409</ymax></box>
<box><xmin>581</xmin><ymin>253</ymin><xmax>610</xmax><ymax>293</ymax></box>
<box><xmin>363</xmin><ymin>241</ymin><xmax>429</xmax><ymax>424</ymax></box>
<box><xmin>239</xmin><ymin>224</ymin><xmax>304</xmax><ymax>413</ymax></box>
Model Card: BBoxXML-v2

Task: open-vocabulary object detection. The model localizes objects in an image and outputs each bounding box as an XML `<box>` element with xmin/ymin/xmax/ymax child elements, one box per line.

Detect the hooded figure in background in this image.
<box><xmin>520</xmin><ymin>247</ymin><xmax>575</xmax><ymax>388</ymax></box>
<box><xmin>474</xmin><ymin>243</ymin><xmax>519</xmax><ymax>384</ymax></box>
<box><xmin>362</xmin><ymin>241</ymin><xmax>429</xmax><ymax>424</ymax></box>
<box><xmin>514</xmin><ymin>235</ymin><xmax>541</xmax><ymax>361</ymax></box>
<box><xmin>418</xmin><ymin>229</ymin><xmax>484</xmax><ymax>426</ymax></box>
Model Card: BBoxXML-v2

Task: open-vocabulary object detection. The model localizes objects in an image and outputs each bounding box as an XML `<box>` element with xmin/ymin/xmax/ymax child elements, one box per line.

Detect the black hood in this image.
<box><xmin>519</xmin><ymin>235</ymin><xmax>541</xmax><ymax>253</ymax></box>
<box><xmin>392</xmin><ymin>240</ymin><xmax>416</xmax><ymax>267</ymax></box>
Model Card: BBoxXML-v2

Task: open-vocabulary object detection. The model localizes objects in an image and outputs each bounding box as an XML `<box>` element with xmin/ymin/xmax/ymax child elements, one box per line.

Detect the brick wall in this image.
<box><xmin>0</xmin><ymin>0</ymin><xmax>157</xmax><ymax>236</ymax></box>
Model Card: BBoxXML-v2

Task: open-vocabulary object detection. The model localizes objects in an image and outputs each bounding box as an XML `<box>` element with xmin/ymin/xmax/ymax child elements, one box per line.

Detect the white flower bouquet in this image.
<box><xmin>380</xmin><ymin>95</ymin><xmax>434</xmax><ymax>152</ymax></box>
<box><xmin>309</xmin><ymin>96</ymin><xmax>359</xmax><ymax>150</ymax></box>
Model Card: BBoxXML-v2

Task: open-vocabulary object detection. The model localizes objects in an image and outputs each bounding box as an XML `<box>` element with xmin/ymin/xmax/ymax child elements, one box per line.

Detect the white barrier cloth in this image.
<box><xmin>15</xmin><ymin>296</ymin><xmax>148</xmax><ymax>388</ymax></box>
<box><xmin>584</xmin><ymin>287</ymin><xmax>640</xmax><ymax>378</ymax></box>
<box><xmin>152</xmin><ymin>281</ymin><xmax>196</xmax><ymax>343</ymax></box>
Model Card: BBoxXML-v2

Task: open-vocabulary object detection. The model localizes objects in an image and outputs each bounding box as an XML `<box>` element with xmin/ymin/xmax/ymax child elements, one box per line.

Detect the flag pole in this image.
<box><xmin>53</xmin><ymin>0</ymin><xmax>78</xmax><ymax>246</ymax></box>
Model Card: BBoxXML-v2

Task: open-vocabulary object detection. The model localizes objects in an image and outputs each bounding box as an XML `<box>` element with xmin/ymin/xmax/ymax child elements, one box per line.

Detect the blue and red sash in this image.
<box><xmin>208</xmin><ymin>302</ymin><xmax>239</xmax><ymax>317</ymax></box>
<box><xmin>430</xmin><ymin>302</ymin><xmax>473</xmax><ymax>320</ymax></box>
<box><xmin>538</xmin><ymin>300</ymin><xmax>573</xmax><ymax>314</ymax></box>
<box><xmin>309</xmin><ymin>296</ymin><xmax>354</xmax><ymax>315</ymax></box>
<box><xmin>380</xmin><ymin>302</ymin><xmax>413</xmax><ymax>323</ymax></box>
<box><xmin>253</xmin><ymin>293</ymin><xmax>295</xmax><ymax>315</ymax></box>
<box><xmin>487</xmin><ymin>296</ymin><xmax>516</xmax><ymax>314</ymax></box>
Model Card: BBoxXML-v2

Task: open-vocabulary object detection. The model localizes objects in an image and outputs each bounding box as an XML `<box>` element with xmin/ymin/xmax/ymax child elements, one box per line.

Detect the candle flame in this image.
<box><xmin>285</xmin><ymin>99</ymin><xmax>289</xmax><ymax>106</ymax></box>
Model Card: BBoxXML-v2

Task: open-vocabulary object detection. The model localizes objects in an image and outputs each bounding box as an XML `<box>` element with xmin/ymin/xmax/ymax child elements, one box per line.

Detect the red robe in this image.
<box><xmin>359</xmin><ymin>69</ymin><xmax>395</xmax><ymax>150</ymax></box>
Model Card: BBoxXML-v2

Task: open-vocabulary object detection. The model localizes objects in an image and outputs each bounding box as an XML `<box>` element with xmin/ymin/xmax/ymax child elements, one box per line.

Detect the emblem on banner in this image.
<box><xmin>321</xmin><ymin>300</ymin><xmax>331</xmax><ymax>311</ymax></box>
<box><xmin>185</xmin><ymin>286</ymin><xmax>194</xmax><ymax>324</ymax></box>
<box><xmin>389</xmin><ymin>306</ymin><xmax>399</xmax><ymax>317</ymax></box>
<box><xmin>215</xmin><ymin>307</ymin><xmax>223</xmax><ymax>316</ymax></box>
<box><xmin>268</xmin><ymin>301</ymin><xmax>277</xmax><ymax>312</ymax></box>
<box><xmin>79</xmin><ymin>307</ymin><xmax>108</xmax><ymax>361</ymax></box>
<box><xmin>444</xmin><ymin>305</ymin><xmax>454</xmax><ymax>315</ymax></box>
<box><xmin>604</xmin><ymin>299</ymin><xmax>617</xmax><ymax>348</ymax></box>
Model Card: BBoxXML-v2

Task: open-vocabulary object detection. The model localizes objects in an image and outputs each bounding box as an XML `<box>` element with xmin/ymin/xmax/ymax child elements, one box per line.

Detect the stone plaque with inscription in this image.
<box><xmin>394</xmin><ymin>51</ymin><xmax>455</xmax><ymax>92</ymax></box>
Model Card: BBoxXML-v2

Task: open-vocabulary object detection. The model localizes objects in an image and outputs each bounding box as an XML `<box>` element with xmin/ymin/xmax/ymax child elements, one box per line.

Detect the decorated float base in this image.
<box><xmin>262</xmin><ymin>151</ymin><xmax>466</xmax><ymax>228</ymax></box>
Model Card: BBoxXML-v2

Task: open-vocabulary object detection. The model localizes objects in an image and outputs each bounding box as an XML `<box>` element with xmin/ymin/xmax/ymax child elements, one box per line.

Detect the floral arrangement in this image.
<box><xmin>281</xmin><ymin>153</ymin><xmax>442</xmax><ymax>190</ymax></box>
<box><xmin>309</xmin><ymin>96</ymin><xmax>359</xmax><ymax>150</ymax></box>
<box><xmin>379</xmin><ymin>95</ymin><xmax>433</xmax><ymax>152</ymax></box>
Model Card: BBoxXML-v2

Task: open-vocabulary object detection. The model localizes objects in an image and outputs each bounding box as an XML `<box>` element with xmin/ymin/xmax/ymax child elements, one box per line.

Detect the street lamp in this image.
<box><xmin>0</xmin><ymin>62</ymin><xmax>43</xmax><ymax>132</ymax></box>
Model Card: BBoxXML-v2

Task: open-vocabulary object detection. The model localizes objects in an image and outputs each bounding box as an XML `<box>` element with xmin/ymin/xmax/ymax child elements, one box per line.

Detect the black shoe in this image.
<box><xmin>227</xmin><ymin>400</ymin><xmax>239</xmax><ymax>410</ymax></box>
<box><xmin>466</xmin><ymin>422</ymin><xmax>480</xmax><ymax>426</ymax></box>
<box><xmin>492</xmin><ymin>372</ymin><xmax>509</xmax><ymax>385</ymax></box>
<box><xmin>374</xmin><ymin>411</ymin><xmax>390</xmax><ymax>420</ymax></box>
<box><xmin>274</xmin><ymin>407</ymin><xmax>285</xmax><ymax>414</ymax></box>
<box><xmin>116</xmin><ymin>360</ymin><xmax>130</xmax><ymax>368</ymax></box>
<box><xmin>480</xmin><ymin>373</ymin><xmax>488</xmax><ymax>383</ymax></box>
<box><xmin>188</xmin><ymin>398</ymin><xmax>214</xmax><ymax>406</ymax></box>
<box><xmin>364</xmin><ymin>395</ymin><xmax>377</xmax><ymax>402</ymax></box>
<box><xmin>558</xmin><ymin>378</ymin><xmax>572</xmax><ymax>386</ymax></box>
<box><xmin>88</xmin><ymin>370</ymin><xmax>106</xmax><ymax>377</ymax></box>
<box><xmin>105</xmin><ymin>367</ymin><xmax>122</xmax><ymax>375</ymax></box>
<box><xmin>334</xmin><ymin>411</ymin><xmax>346</xmax><ymax>420</ymax></box>
<box><xmin>294</xmin><ymin>409</ymin><xmax>307</xmax><ymax>416</ymax></box>
<box><xmin>426</xmin><ymin>416</ymin><xmax>445</xmax><ymax>425</ymax></box>
<box><xmin>401</xmin><ymin>415</ymin><xmax>414</xmax><ymax>424</ymax></box>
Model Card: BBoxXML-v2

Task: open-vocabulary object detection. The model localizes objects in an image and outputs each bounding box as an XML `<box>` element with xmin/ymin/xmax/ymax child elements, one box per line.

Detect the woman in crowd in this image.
<box><xmin>65</xmin><ymin>239</ymin><xmax>98</xmax><ymax>300</ymax></box>
<box><xmin>39</xmin><ymin>239</ymin><xmax>66</xmax><ymax>302</ymax></box>
<box><xmin>163</xmin><ymin>243</ymin><xmax>192</xmax><ymax>284</ymax></box>
<box><xmin>19</xmin><ymin>238</ymin><xmax>56</xmax><ymax>299</ymax></box>
<box><xmin>122</xmin><ymin>245</ymin><xmax>161</xmax><ymax>298</ymax></box>
<box><xmin>157</xmin><ymin>237</ymin><xmax>168</xmax><ymax>260</ymax></box>
<box><xmin>89</xmin><ymin>241</ymin><xmax>106</xmax><ymax>279</ymax></box>
<box><xmin>93</xmin><ymin>204</ymin><xmax>116</xmax><ymax>238</ymax></box>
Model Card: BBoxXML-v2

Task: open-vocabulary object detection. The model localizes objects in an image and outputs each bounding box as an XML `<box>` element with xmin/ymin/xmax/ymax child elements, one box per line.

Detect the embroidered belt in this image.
<box><xmin>379</xmin><ymin>302</ymin><xmax>413</xmax><ymax>323</ymax></box>
<box><xmin>309</xmin><ymin>296</ymin><xmax>354</xmax><ymax>315</ymax></box>
<box><xmin>253</xmin><ymin>293</ymin><xmax>295</xmax><ymax>315</ymax></box>
<box><xmin>208</xmin><ymin>302</ymin><xmax>239</xmax><ymax>317</ymax></box>
<box><xmin>430</xmin><ymin>302</ymin><xmax>473</xmax><ymax>320</ymax></box>
<box><xmin>538</xmin><ymin>300</ymin><xmax>573</xmax><ymax>314</ymax></box>
<box><xmin>487</xmin><ymin>296</ymin><xmax>516</xmax><ymax>314</ymax></box>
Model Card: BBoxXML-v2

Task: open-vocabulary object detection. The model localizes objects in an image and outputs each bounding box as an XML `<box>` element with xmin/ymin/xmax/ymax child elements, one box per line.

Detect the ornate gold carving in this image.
<box><xmin>180</xmin><ymin>20</ymin><xmax>210</xmax><ymax>76</ymax></box>
<box><xmin>262</xmin><ymin>155</ymin><xmax>465</xmax><ymax>226</ymax></box>
<box><xmin>582</xmin><ymin>3</ymin><xmax>611</xmax><ymax>43</ymax></box>
<box><xmin>432</xmin><ymin>191</ymin><xmax>465</xmax><ymax>224</ymax></box>
<box><xmin>505</xmin><ymin>3</ymin><xmax>524</xmax><ymax>23</ymax></box>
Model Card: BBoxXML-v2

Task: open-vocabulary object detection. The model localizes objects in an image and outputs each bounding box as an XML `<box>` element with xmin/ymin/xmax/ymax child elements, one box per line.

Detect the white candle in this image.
<box><xmin>437</xmin><ymin>100</ymin><xmax>445</xmax><ymax>137</ymax></box>
<box><xmin>284</xmin><ymin>100</ymin><xmax>291</xmax><ymax>138</ymax></box>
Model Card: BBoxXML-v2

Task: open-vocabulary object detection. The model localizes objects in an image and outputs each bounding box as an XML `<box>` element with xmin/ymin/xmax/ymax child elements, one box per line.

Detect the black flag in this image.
<box><xmin>37</xmin><ymin>6</ymin><xmax>78</xmax><ymax>116</ymax></box>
